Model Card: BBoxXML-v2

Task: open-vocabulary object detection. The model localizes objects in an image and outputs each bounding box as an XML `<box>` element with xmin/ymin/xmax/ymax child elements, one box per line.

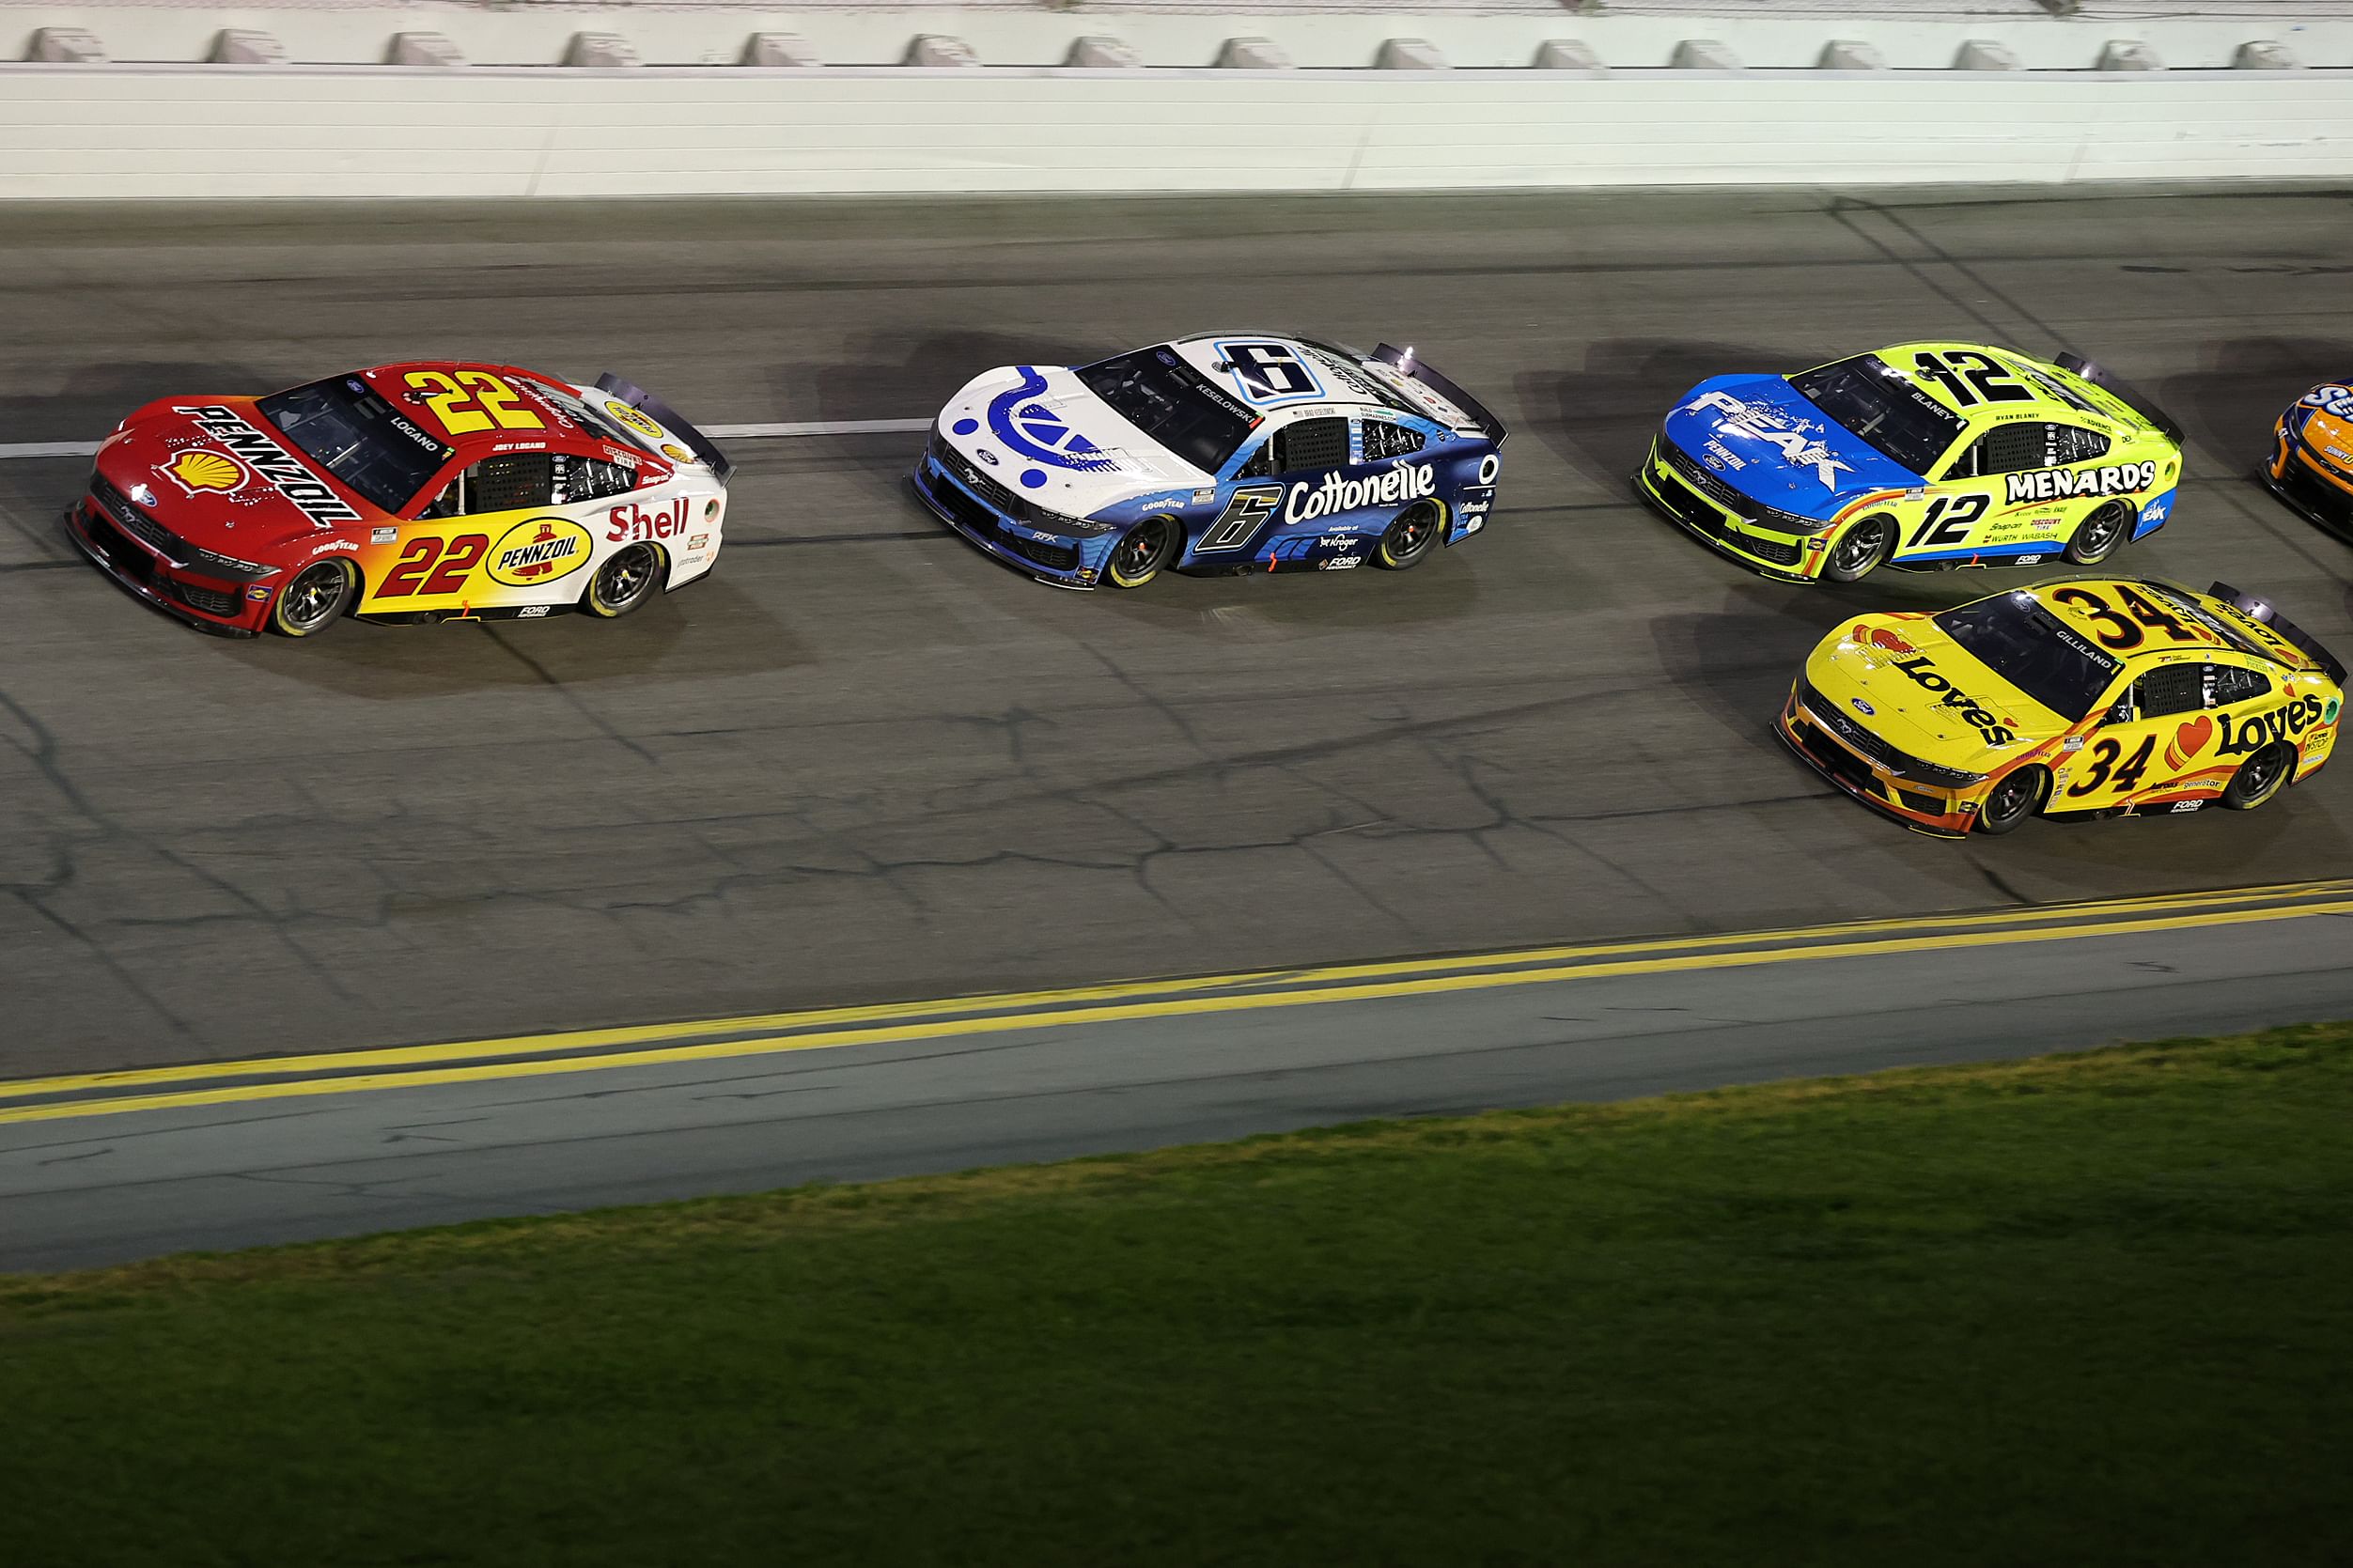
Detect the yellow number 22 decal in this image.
<box><xmin>403</xmin><ymin>370</ymin><xmax>546</xmax><ymax>436</ymax></box>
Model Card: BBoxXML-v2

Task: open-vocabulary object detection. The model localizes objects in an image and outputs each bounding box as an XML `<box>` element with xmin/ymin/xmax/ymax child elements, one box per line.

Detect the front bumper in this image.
<box><xmin>65</xmin><ymin>496</ymin><xmax>271</xmax><ymax>637</ymax></box>
<box><xmin>2263</xmin><ymin>427</ymin><xmax>2353</xmax><ymax>542</ymax></box>
<box><xmin>912</xmin><ymin>447</ymin><xmax>1103</xmax><ymax>590</ymax></box>
<box><xmin>1774</xmin><ymin>682</ymin><xmax>1977</xmax><ymax>839</ymax></box>
<box><xmin>1634</xmin><ymin>436</ymin><xmax>1827</xmax><ymax>583</ymax></box>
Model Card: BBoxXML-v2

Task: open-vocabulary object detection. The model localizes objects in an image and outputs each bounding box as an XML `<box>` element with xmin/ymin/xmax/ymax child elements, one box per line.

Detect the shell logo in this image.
<box><xmin>164</xmin><ymin>448</ymin><xmax>247</xmax><ymax>495</ymax></box>
<box><xmin>661</xmin><ymin>443</ymin><xmax>693</xmax><ymax>463</ymax></box>
<box><xmin>487</xmin><ymin>516</ymin><xmax>594</xmax><ymax>587</ymax></box>
<box><xmin>605</xmin><ymin>401</ymin><xmax>665</xmax><ymax>439</ymax></box>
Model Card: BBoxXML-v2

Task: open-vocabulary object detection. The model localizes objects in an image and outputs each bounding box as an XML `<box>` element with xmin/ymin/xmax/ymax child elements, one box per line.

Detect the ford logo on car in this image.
<box><xmin>1851</xmin><ymin>697</ymin><xmax>1877</xmax><ymax>716</ymax></box>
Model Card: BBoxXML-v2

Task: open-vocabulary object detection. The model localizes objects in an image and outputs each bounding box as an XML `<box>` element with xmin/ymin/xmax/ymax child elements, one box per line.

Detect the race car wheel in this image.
<box><xmin>1106</xmin><ymin>516</ymin><xmax>1178</xmax><ymax>589</ymax></box>
<box><xmin>1822</xmin><ymin>514</ymin><xmax>1895</xmax><ymax>583</ymax></box>
<box><xmin>2064</xmin><ymin>500</ymin><xmax>2132</xmax><ymax>566</ymax></box>
<box><xmin>584</xmin><ymin>543</ymin><xmax>662</xmax><ymax>618</ymax></box>
<box><xmin>270</xmin><ymin>560</ymin><xmax>353</xmax><ymax>638</ymax></box>
<box><xmin>1374</xmin><ymin>504</ymin><xmax>1441</xmax><ymax>571</ymax></box>
<box><xmin>2221</xmin><ymin>742</ymin><xmax>2295</xmax><ymax>811</ymax></box>
<box><xmin>1973</xmin><ymin>765</ymin><xmax>2049</xmax><ymax>836</ymax></box>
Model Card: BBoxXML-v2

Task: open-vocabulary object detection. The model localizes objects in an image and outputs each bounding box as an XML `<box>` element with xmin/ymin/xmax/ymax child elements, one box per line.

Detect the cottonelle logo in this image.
<box><xmin>172</xmin><ymin>405</ymin><xmax>363</xmax><ymax>527</ymax></box>
<box><xmin>1285</xmin><ymin>462</ymin><xmax>1437</xmax><ymax>525</ymax></box>
<box><xmin>488</xmin><ymin>517</ymin><xmax>593</xmax><ymax>586</ymax></box>
<box><xmin>2003</xmin><ymin>459</ymin><xmax>2159</xmax><ymax>505</ymax></box>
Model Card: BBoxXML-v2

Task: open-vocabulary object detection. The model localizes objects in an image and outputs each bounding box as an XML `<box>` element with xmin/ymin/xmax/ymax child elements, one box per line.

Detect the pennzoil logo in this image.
<box><xmin>487</xmin><ymin>516</ymin><xmax>593</xmax><ymax>586</ymax></box>
<box><xmin>162</xmin><ymin>448</ymin><xmax>248</xmax><ymax>496</ymax></box>
<box><xmin>171</xmin><ymin>405</ymin><xmax>362</xmax><ymax>527</ymax></box>
<box><xmin>606</xmin><ymin>401</ymin><xmax>665</xmax><ymax>439</ymax></box>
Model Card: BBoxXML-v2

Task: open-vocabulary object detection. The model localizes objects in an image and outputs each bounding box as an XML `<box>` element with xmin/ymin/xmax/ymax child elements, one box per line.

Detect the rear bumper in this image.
<box><xmin>64</xmin><ymin>498</ymin><xmax>268</xmax><ymax>637</ymax></box>
<box><xmin>1633</xmin><ymin>437</ymin><xmax>1826</xmax><ymax>583</ymax></box>
<box><xmin>1774</xmin><ymin>682</ymin><xmax>1977</xmax><ymax>839</ymax></box>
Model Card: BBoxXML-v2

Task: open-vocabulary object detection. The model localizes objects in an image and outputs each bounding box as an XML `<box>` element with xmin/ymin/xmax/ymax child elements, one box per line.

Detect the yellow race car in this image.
<box><xmin>1640</xmin><ymin>342</ymin><xmax>2184</xmax><ymax>582</ymax></box>
<box><xmin>1778</xmin><ymin>578</ymin><xmax>2344</xmax><ymax>836</ymax></box>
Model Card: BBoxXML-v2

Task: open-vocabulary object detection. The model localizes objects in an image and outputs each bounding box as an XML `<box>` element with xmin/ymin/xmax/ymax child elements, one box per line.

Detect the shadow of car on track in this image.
<box><xmin>1513</xmin><ymin>337</ymin><xmax>1831</xmax><ymax>493</ymax></box>
<box><xmin>772</xmin><ymin>330</ymin><xmax>1114</xmax><ymax>488</ymax></box>
<box><xmin>0</xmin><ymin>359</ymin><xmax>275</xmax><ymax>447</ymax></box>
<box><xmin>221</xmin><ymin>574</ymin><xmax>811</xmax><ymax>697</ymax></box>
<box><xmin>2157</xmin><ymin>334</ymin><xmax>2353</xmax><ymax>472</ymax></box>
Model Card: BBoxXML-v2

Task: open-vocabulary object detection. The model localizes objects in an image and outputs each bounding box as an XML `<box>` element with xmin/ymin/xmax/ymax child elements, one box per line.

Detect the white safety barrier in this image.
<box><xmin>2</xmin><ymin>63</ymin><xmax>2350</xmax><ymax>199</ymax></box>
<box><xmin>7</xmin><ymin>2</ymin><xmax>2353</xmax><ymax>70</ymax></box>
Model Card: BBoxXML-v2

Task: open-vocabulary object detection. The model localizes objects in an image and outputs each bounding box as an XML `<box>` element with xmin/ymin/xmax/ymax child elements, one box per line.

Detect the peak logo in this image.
<box><xmin>2003</xmin><ymin>460</ymin><xmax>2158</xmax><ymax>505</ymax></box>
<box><xmin>1675</xmin><ymin>390</ymin><xmax>1853</xmax><ymax>489</ymax></box>
<box><xmin>488</xmin><ymin>517</ymin><xmax>592</xmax><ymax>586</ymax></box>
<box><xmin>1285</xmin><ymin>463</ymin><xmax>1436</xmax><ymax>525</ymax></box>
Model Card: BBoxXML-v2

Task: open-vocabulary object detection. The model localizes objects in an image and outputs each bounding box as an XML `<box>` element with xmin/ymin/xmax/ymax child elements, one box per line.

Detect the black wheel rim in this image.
<box><xmin>2241</xmin><ymin>750</ymin><xmax>2285</xmax><ymax>800</ymax></box>
<box><xmin>598</xmin><ymin>546</ymin><xmax>654</xmax><ymax>609</ymax></box>
<box><xmin>1987</xmin><ymin>772</ymin><xmax>2035</xmax><ymax>823</ymax></box>
<box><xmin>1389</xmin><ymin>509</ymin><xmax>1432</xmax><ymax>558</ymax></box>
<box><xmin>2079</xmin><ymin>506</ymin><xmax>2124</xmax><ymax>556</ymax></box>
<box><xmin>1114</xmin><ymin>520</ymin><xmax>1171</xmax><ymax>582</ymax></box>
<box><xmin>1831</xmin><ymin>519</ymin><xmax>1888</xmax><ymax>576</ymax></box>
<box><xmin>281</xmin><ymin>565</ymin><xmax>343</xmax><ymax>631</ymax></box>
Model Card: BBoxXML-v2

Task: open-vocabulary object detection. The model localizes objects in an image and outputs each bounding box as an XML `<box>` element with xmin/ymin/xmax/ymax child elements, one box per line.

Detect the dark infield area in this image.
<box><xmin>0</xmin><ymin>187</ymin><xmax>2348</xmax><ymax>1076</ymax></box>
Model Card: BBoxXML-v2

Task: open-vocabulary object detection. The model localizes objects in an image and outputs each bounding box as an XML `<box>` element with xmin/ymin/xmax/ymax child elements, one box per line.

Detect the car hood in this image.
<box><xmin>1802</xmin><ymin>615</ymin><xmax>2072</xmax><ymax>770</ymax></box>
<box><xmin>935</xmin><ymin>365</ymin><xmax>1219</xmax><ymax>519</ymax></box>
<box><xmin>1664</xmin><ymin>374</ymin><xmax>1923</xmax><ymax>522</ymax></box>
<box><xmin>2297</xmin><ymin>402</ymin><xmax>2353</xmax><ymax>473</ymax></box>
<box><xmin>97</xmin><ymin>399</ymin><xmax>378</xmax><ymax>556</ymax></box>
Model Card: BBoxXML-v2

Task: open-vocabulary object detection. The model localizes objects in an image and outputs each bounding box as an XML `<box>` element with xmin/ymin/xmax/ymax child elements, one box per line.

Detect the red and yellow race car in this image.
<box><xmin>1779</xmin><ymin>577</ymin><xmax>2344</xmax><ymax>837</ymax></box>
<box><xmin>2262</xmin><ymin>380</ymin><xmax>2353</xmax><ymax>543</ymax></box>
<box><xmin>67</xmin><ymin>361</ymin><xmax>731</xmax><ymax>637</ymax></box>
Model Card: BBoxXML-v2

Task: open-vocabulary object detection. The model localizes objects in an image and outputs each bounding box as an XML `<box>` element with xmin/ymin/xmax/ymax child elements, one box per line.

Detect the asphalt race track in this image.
<box><xmin>3</xmin><ymin>885</ymin><xmax>2346</xmax><ymax>1272</ymax></box>
<box><xmin>1</xmin><ymin>188</ymin><xmax>2349</xmax><ymax>1106</ymax></box>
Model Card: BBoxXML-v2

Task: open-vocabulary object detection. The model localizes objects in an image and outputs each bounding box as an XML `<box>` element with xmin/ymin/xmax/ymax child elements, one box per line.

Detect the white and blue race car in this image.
<box><xmin>912</xmin><ymin>333</ymin><xmax>1505</xmax><ymax>589</ymax></box>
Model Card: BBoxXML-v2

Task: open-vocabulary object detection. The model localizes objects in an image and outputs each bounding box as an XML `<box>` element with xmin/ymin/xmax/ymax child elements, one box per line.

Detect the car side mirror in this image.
<box><xmin>2103</xmin><ymin>700</ymin><xmax>2135</xmax><ymax>726</ymax></box>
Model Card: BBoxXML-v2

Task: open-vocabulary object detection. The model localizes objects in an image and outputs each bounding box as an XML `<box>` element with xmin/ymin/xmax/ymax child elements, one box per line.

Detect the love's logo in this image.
<box><xmin>2164</xmin><ymin>715</ymin><xmax>2214</xmax><ymax>771</ymax></box>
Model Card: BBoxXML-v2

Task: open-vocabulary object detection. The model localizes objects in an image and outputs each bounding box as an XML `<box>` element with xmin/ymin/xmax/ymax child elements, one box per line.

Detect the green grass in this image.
<box><xmin>6</xmin><ymin>1025</ymin><xmax>2352</xmax><ymax>1566</ymax></box>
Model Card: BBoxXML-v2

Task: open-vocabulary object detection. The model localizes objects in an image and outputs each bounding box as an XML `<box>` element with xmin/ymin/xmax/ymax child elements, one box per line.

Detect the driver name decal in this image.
<box><xmin>171</xmin><ymin>405</ymin><xmax>363</xmax><ymax>527</ymax></box>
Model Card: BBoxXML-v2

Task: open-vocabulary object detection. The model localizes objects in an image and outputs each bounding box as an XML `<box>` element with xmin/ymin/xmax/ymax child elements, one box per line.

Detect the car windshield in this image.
<box><xmin>256</xmin><ymin>375</ymin><xmax>451</xmax><ymax>514</ymax></box>
<box><xmin>1933</xmin><ymin>592</ymin><xmax>2123</xmax><ymax>720</ymax></box>
<box><xmin>1788</xmin><ymin>354</ymin><xmax>1967</xmax><ymax>475</ymax></box>
<box><xmin>1075</xmin><ymin>349</ymin><xmax>1257</xmax><ymax>473</ymax></box>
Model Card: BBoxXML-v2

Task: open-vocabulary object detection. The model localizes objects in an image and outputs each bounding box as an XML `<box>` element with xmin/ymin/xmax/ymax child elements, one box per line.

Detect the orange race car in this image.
<box><xmin>2262</xmin><ymin>381</ymin><xmax>2353</xmax><ymax>544</ymax></box>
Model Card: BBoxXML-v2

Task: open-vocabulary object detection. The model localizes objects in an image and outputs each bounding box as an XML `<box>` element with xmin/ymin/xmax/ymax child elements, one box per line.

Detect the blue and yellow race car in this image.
<box><xmin>1638</xmin><ymin>341</ymin><xmax>2184</xmax><ymax>583</ymax></box>
<box><xmin>913</xmin><ymin>333</ymin><xmax>1505</xmax><ymax>589</ymax></box>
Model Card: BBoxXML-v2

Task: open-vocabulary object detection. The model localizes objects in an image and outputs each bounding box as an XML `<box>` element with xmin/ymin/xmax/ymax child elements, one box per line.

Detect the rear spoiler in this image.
<box><xmin>2053</xmin><ymin>351</ymin><xmax>2183</xmax><ymax>445</ymax></box>
<box><xmin>2208</xmin><ymin>581</ymin><xmax>2347</xmax><ymax>685</ymax></box>
<box><xmin>596</xmin><ymin>373</ymin><xmax>735</xmax><ymax>484</ymax></box>
<box><xmin>1373</xmin><ymin>343</ymin><xmax>1507</xmax><ymax>445</ymax></box>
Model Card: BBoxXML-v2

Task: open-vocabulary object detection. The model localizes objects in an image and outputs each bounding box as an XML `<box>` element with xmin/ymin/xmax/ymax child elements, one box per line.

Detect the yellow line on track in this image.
<box><xmin>5</xmin><ymin>877</ymin><xmax>2341</xmax><ymax>1106</ymax></box>
<box><xmin>3</xmin><ymin>891</ymin><xmax>2347</xmax><ymax>1127</ymax></box>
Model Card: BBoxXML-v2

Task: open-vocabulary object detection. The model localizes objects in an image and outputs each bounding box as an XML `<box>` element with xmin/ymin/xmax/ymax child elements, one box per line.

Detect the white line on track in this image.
<box><xmin>0</xmin><ymin>416</ymin><xmax>932</xmax><ymax>463</ymax></box>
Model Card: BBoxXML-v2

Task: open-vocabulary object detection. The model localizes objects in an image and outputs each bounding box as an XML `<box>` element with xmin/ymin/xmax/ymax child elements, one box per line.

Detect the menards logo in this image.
<box><xmin>2003</xmin><ymin>459</ymin><xmax>2158</xmax><ymax>505</ymax></box>
<box><xmin>172</xmin><ymin>405</ymin><xmax>363</xmax><ymax>527</ymax></box>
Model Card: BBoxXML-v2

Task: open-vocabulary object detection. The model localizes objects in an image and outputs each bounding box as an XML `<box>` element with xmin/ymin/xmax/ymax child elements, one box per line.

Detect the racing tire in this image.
<box><xmin>270</xmin><ymin>559</ymin><xmax>354</xmax><ymax>638</ymax></box>
<box><xmin>2221</xmin><ymin>742</ymin><xmax>2296</xmax><ymax>811</ymax></box>
<box><xmin>1822</xmin><ymin>514</ymin><xmax>1895</xmax><ymax>583</ymax></box>
<box><xmin>1374</xmin><ymin>503</ymin><xmax>1441</xmax><ymax>571</ymax></box>
<box><xmin>584</xmin><ymin>542</ymin><xmax>662</xmax><ymax>618</ymax></box>
<box><xmin>2064</xmin><ymin>500</ymin><xmax>2133</xmax><ymax>566</ymax></box>
<box><xmin>1973</xmin><ymin>765</ymin><xmax>2049</xmax><ymax>836</ymax></box>
<box><xmin>1106</xmin><ymin>516</ymin><xmax>1179</xmax><ymax>589</ymax></box>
